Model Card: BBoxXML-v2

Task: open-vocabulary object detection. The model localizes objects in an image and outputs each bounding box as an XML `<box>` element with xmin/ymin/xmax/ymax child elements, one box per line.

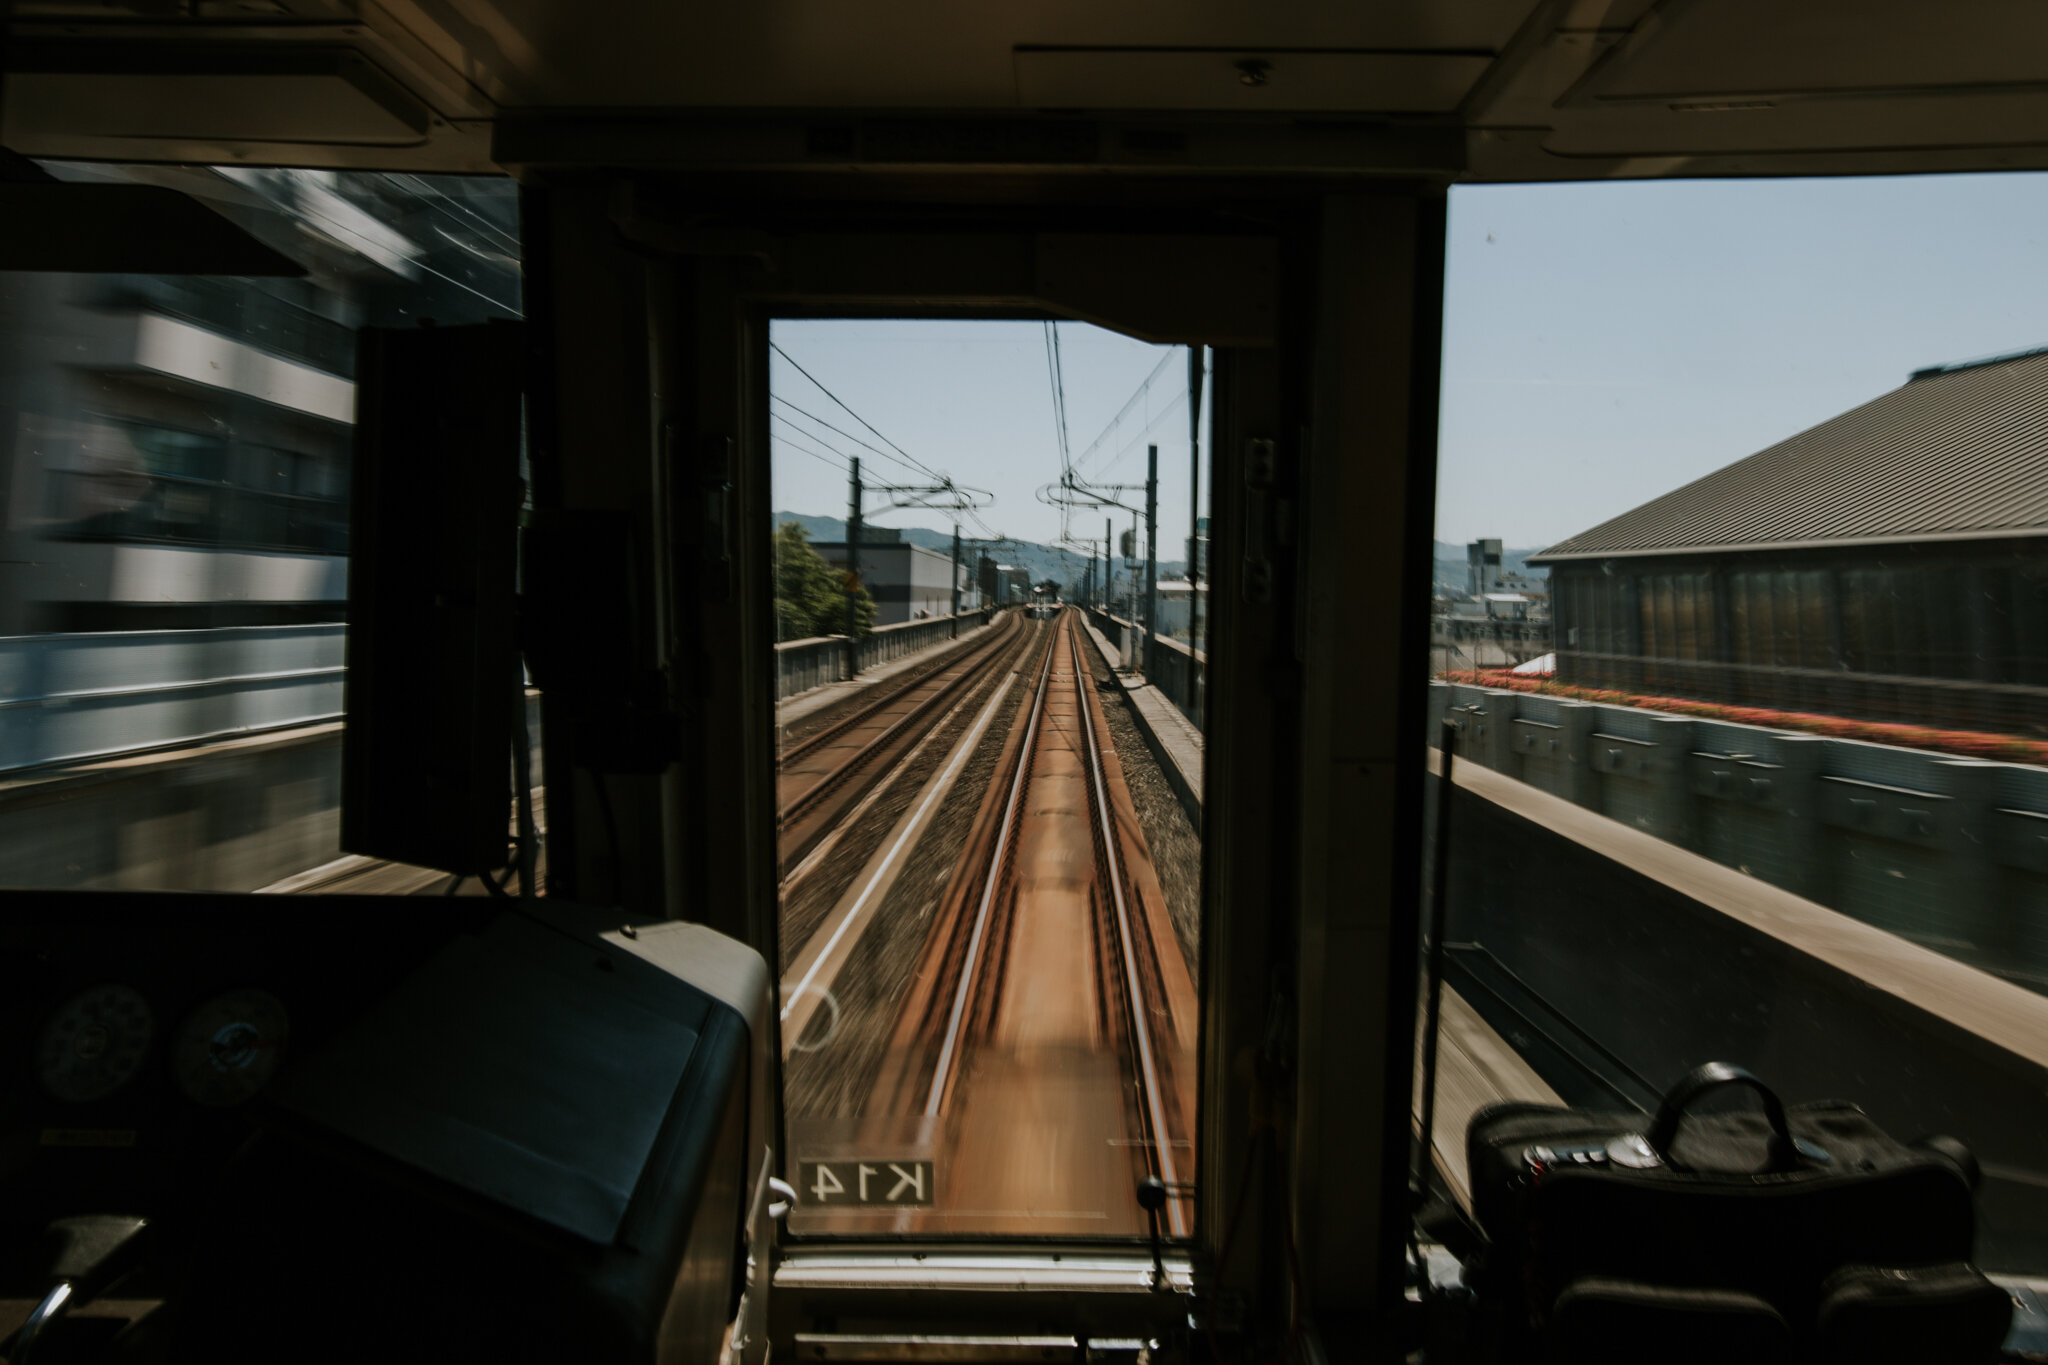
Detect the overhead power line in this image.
<box><xmin>1097</xmin><ymin>398</ymin><xmax>1188</xmax><ymax>475</ymax></box>
<box><xmin>771</xmin><ymin>395</ymin><xmax>921</xmax><ymax>477</ymax></box>
<box><xmin>1074</xmin><ymin>346</ymin><xmax>1181</xmax><ymax>471</ymax></box>
<box><xmin>770</xmin><ymin>341</ymin><xmax>950</xmax><ymax>484</ymax></box>
<box><xmin>770</xmin><ymin>426</ymin><xmax>851</xmax><ymax>473</ymax></box>
<box><xmin>1044</xmin><ymin>321</ymin><xmax>1073</xmax><ymax>481</ymax></box>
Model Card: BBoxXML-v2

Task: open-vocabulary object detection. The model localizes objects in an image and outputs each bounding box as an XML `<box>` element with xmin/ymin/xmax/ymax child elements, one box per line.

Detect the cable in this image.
<box><xmin>770</xmin><ymin>409</ymin><xmax>856</xmax><ymax>462</ymax></box>
<box><xmin>1096</xmin><ymin>397</ymin><xmax>1189</xmax><ymax>476</ymax></box>
<box><xmin>770</xmin><ymin>426</ymin><xmax>853</xmax><ymax>473</ymax></box>
<box><xmin>769</xmin><ymin>394</ymin><xmax>935</xmax><ymax>484</ymax></box>
<box><xmin>1044</xmin><ymin>321</ymin><xmax>1073</xmax><ymax>481</ymax></box>
<box><xmin>1074</xmin><ymin>346</ymin><xmax>1179</xmax><ymax>471</ymax></box>
<box><xmin>770</xmin><ymin>341</ymin><xmax>951</xmax><ymax>484</ymax></box>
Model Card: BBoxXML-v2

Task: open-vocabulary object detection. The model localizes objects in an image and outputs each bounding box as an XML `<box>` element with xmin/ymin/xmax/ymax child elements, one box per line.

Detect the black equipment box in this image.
<box><xmin>1465</xmin><ymin>1063</ymin><xmax>2012</xmax><ymax>1364</ymax></box>
<box><xmin>173</xmin><ymin>902</ymin><xmax>767</xmax><ymax>1363</ymax></box>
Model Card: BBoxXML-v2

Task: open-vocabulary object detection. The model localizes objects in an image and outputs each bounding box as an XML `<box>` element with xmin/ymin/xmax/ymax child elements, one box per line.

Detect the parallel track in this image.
<box><xmin>776</xmin><ymin>611</ymin><xmax>1024</xmax><ymax>875</ymax></box>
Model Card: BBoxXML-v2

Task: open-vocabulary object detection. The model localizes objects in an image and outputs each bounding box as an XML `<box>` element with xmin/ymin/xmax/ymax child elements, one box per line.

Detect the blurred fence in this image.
<box><xmin>0</xmin><ymin>625</ymin><xmax>344</xmax><ymax>773</ymax></box>
<box><xmin>1430</xmin><ymin>680</ymin><xmax>2048</xmax><ymax>992</ymax></box>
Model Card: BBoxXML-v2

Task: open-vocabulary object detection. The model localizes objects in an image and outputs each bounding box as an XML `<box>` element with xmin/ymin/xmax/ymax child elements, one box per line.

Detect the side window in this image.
<box><xmin>0</xmin><ymin>165</ymin><xmax>524</xmax><ymax>894</ymax></box>
<box><xmin>1428</xmin><ymin>175</ymin><xmax>2048</xmax><ymax>1274</ymax></box>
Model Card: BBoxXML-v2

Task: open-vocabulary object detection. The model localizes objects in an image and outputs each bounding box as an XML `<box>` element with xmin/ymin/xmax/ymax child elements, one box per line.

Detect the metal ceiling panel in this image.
<box><xmin>1013</xmin><ymin>48</ymin><xmax>1493</xmax><ymax>113</ymax></box>
<box><xmin>1575</xmin><ymin>0</ymin><xmax>2048</xmax><ymax>102</ymax></box>
<box><xmin>369</xmin><ymin>0</ymin><xmax>1537</xmax><ymax>109</ymax></box>
<box><xmin>1</xmin><ymin>46</ymin><xmax>429</xmax><ymax>144</ymax></box>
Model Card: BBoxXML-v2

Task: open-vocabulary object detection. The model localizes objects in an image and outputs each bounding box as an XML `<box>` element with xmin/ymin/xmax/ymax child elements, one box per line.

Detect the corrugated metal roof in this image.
<box><xmin>1528</xmin><ymin>348</ymin><xmax>2048</xmax><ymax>562</ymax></box>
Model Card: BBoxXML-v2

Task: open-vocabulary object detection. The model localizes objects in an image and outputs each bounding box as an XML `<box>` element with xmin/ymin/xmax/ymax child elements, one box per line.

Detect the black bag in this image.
<box><xmin>1464</xmin><ymin>1062</ymin><xmax>2012</xmax><ymax>1363</ymax></box>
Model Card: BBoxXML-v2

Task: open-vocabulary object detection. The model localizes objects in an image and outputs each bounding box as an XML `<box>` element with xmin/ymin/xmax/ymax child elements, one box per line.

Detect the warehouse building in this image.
<box><xmin>813</xmin><ymin>529</ymin><xmax>967</xmax><ymax>626</ymax></box>
<box><xmin>1530</xmin><ymin>347</ymin><xmax>2048</xmax><ymax>736</ymax></box>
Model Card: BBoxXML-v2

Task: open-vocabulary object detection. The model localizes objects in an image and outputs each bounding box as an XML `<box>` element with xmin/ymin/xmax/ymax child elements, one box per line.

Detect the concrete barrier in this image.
<box><xmin>0</xmin><ymin>625</ymin><xmax>345</xmax><ymax>773</ymax></box>
<box><xmin>774</xmin><ymin>609</ymin><xmax>992</xmax><ymax>701</ymax></box>
<box><xmin>1429</xmin><ymin>680</ymin><xmax>2048</xmax><ymax>990</ymax></box>
<box><xmin>1084</xmin><ymin>607</ymin><xmax>1204</xmax><ymax>730</ymax></box>
<box><xmin>0</xmin><ymin>695</ymin><xmax>542</xmax><ymax>893</ymax></box>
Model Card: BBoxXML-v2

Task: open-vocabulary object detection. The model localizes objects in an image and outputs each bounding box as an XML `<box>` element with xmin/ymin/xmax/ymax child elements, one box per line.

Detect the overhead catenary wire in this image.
<box><xmin>770</xmin><ymin>411</ymin><xmax>856</xmax><ymax>469</ymax></box>
<box><xmin>1095</xmin><ymin>398</ymin><xmax>1188</xmax><ymax>477</ymax></box>
<box><xmin>769</xmin><ymin>394</ymin><xmax>931</xmax><ymax>481</ymax></box>
<box><xmin>771</xmin><ymin>432</ymin><xmax>852</xmax><ymax>473</ymax></box>
<box><xmin>1044</xmin><ymin>321</ymin><xmax>1074</xmax><ymax>480</ymax></box>
<box><xmin>1073</xmin><ymin>345</ymin><xmax>1180</xmax><ymax>472</ymax></box>
<box><xmin>771</xmin><ymin>340</ymin><xmax>952</xmax><ymax>485</ymax></box>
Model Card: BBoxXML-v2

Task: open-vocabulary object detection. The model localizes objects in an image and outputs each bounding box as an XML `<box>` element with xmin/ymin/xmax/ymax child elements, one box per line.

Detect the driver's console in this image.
<box><xmin>0</xmin><ymin>893</ymin><xmax>767</xmax><ymax>1363</ymax></box>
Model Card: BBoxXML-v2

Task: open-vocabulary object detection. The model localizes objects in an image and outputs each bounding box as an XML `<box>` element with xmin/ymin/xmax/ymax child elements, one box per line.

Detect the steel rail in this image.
<box><xmin>778</xmin><ymin>611</ymin><xmax>1018</xmax><ymax>772</ymax></box>
<box><xmin>777</xmin><ymin>615</ymin><xmax>1023</xmax><ymax>838</ymax></box>
<box><xmin>921</xmin><ymin>622</ymin><xmax>1059</xmax><ymax>1118</ymax></box>
<box><xmin>1071</xmin><ymin>609</ymin><xmax>1188</xmax><ymax>1238</ymax></box>
<box><xmin>779</xmin><ymin>616</ymin><xmax>1041</xmax><ymax>894</ymax></box>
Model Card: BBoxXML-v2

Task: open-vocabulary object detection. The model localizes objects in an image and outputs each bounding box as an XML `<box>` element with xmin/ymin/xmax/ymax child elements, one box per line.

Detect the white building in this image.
<box><xmin>814</xmin><ymin>534</ymin><xmax>970</xmax><ymax>625</ymax></box>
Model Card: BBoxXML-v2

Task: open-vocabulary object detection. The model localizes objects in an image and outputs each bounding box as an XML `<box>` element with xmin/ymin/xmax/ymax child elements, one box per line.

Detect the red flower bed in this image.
<box><xmin>1438</xmin><ymin>669</ymin><xmax>2048</xmax><ymax>767</ymax></box>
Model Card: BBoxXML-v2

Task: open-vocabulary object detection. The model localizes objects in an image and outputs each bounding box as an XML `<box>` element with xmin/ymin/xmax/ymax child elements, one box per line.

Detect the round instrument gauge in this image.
<box><xmin>172</xmin><ymin>989</ymin><xmax>289</xmax><ymax>1106</ymax></box>
<box><xmin>37</xmin><ymin>985</ymin><xmax>155</xmax><ymax>1103</ymax></box>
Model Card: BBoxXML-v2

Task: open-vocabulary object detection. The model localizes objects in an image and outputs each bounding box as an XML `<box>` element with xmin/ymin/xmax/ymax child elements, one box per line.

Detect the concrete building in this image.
<box><xmin>1481</xmin><ymin>592</ymin><xmax>1533</xmax><ymax>622</ymax></box>
<box><xmin>1532</xmin><ymin>347</ymin><xmax>2048</xmax><ymax>735</ymax></box>
<box><xmin>1466</xmin><ymin>538</ymin><xmax>1504</xmax><ymax>596</ymax></box>
<box><xmin>814</xmin><ymin>530</ymin><xmax>968</xmax><ymax>625</ymax></box>
<box><xmin>975</xmin><ymin>553</ymin><xmax>1030</xmax><ymax>607</ymax></box>
<box><xmin>1153</xmin><ymin>579</ymin><xmax>1208</xmax><ymax>640</ymax></box>
<box><xmin>0</xmin><ymin>166</ymin><xmax>521</xmax><ymax>636</ymax></box>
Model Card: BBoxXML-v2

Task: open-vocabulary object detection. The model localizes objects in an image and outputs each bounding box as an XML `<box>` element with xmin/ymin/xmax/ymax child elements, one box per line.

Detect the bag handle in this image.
<box><xmin>1647</xmin><ymin>1062</ymin><xmax>1800</xmax><ymax>1172</ymax></box>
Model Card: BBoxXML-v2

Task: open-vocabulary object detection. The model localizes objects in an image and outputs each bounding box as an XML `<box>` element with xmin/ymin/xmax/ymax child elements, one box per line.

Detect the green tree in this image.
<box><xmin>774</xmin><ymin>521</ymin><xmax>876</xmax><ymax>641</ymax></box>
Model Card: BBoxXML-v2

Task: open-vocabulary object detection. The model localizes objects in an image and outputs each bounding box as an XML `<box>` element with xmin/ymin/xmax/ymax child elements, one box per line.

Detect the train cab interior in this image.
<box><xmin>2</xmin><ymin>1</ymin><xmax>2047</xmax><ymax>1361</ymax></box>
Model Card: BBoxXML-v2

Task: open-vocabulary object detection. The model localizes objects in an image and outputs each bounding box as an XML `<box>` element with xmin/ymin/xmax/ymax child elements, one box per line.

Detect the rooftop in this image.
<box><xmin>1529</xmin><ymin>347</ymin><xmax>2048</xmax><ymax>562</ymax></box>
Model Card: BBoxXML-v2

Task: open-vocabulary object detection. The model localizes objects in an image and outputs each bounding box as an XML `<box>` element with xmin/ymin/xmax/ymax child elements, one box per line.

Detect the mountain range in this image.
<box><xmin>773</xmin><ymin>511</ymin><xmax>1188</xmax><ymax>591</ymax></box>
<box><xmin>773</xmin><ymin>514</ymin><xmax>1542</xmax><ymax>598</ymax></box>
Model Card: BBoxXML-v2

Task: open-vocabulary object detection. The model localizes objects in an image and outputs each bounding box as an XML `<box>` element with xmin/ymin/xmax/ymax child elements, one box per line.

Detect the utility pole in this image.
<box><xmin>950</xmin><ymin>522</ymin><xmax>962</xmax><ymax>637</ymax></box>
<box><xmin>845</xmin><ymin>455</ymin><xmax>862</xmax><ymax>677</ymax></box>
<box><xmin>1103</xmin><ymin>517</ymin><xmax>1111</xmax><ymax>615</ymax></box>
<box><xmin>1127</xmin><ymin>508</ymin><xmax>1139</xmax><ymax>668</ymax></box>
<box><xmin>1144</xmin><ymin>443</ymin><xmax>1158</xmax><ymax>677</ymax></box>
<box><xmin>1187</xmin><ymin>345</ymin><xmax>1203</xmax><ymax>660</ymax></box>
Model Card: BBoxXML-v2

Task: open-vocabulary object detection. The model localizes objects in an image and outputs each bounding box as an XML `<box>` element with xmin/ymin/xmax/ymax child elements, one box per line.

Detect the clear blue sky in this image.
<box><xmin>772</xmin><ymin>170</ymin><xmax>2048</xmax><ymax>555</ymax></box>
<box><xmin>1439</xmin><ymin>172</ymin><xmax>2048</xmax><ymax>549</ymax></box>
<box><xmin>771</xmin><ymin>320</ymin><xmax>1207</xmax><ymax>559</ymax></box>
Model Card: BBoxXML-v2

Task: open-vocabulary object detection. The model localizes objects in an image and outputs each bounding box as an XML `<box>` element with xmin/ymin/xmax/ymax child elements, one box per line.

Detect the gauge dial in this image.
<box><xmin>37</xmin><ymin>985</ymin><xmax>154</xmax><ymax>1103</ymax></box>
<box><xmin>172</xmin><ymin>989</ymin><xmax>289</xmax><ymax>1106</ymax></box>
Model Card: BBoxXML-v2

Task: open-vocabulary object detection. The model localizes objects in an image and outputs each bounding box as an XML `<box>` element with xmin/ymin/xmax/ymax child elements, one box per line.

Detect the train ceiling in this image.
<box><xmin>1</xmin><ymin>0</ymin><xmax>2045</xmax><ymax>179</ymax></box>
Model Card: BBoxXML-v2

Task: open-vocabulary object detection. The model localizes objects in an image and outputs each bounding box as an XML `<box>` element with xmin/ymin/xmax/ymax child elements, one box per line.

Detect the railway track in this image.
<box><xmin>857</xmin><ymin>608</ymin><xmax>1199</xmax><ymax>1237</ymax></box>
<box><xmin>777</xmin><ymin>611</ymin><xmax>1025</xmax><ymax>876</ymax></box>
